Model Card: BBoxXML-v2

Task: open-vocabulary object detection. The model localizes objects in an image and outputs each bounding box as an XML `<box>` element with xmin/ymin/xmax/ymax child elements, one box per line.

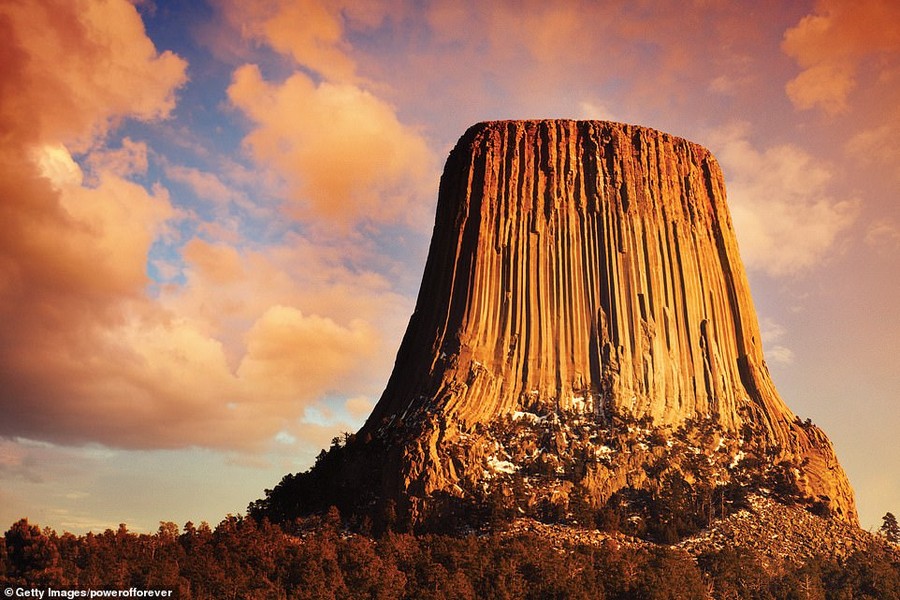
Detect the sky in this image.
<box><xmin>0</xmin><ymin>0</ymin><xmax>898</xmax><ymax>534</ymax></box>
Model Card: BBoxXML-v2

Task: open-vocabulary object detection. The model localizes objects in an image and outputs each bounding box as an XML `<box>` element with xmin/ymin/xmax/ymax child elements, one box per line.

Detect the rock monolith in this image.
<box><xmin>257</xmin><ymin>120</ymin><xmax>857</xmax><ymax>528</ymax></box>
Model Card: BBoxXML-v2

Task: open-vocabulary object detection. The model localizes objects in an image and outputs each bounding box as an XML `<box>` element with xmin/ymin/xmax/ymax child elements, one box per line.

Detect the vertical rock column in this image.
<box><xmin>361</xmin><ymin>120</ymin><xmax>856</xmax><ymax>523</ymax></box>
<box><xmin>370</xmin><ymin>120</ymin><xmax>765</xmax><ymax>430</ymax></box>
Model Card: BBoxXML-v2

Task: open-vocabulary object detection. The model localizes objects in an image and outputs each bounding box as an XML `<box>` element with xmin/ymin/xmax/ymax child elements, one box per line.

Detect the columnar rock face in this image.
<box><xmin>359</xmin><ymin>120</ymin><xmax>856</xmax><ymax>523</ymax></box>
<box><xmin>369</xmin><ymin>120</ymin><xmax>773</xmax><ymax>431</ymax></box>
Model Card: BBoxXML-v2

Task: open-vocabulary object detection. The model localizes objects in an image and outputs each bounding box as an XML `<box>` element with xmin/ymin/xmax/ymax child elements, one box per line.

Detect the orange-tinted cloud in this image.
<box><xmin>865</xmin><ymin>219</ymin><xmax>900</xmax><ymax>253</ymax></box>
<box><xmin>845</xmin><ymin>111</ymin><xmax>900</xmax><ymax>173</ymax></box>
<box><xmin>228</xmin><ymin>64</ymin><xmax>434</xmax><ymax>228</ymax></box>
<box><xmin>87</xmin><ymin>137</ymin><xmax>150</xmax><ymax>179</ymax></box>
<box><xmin>237</xmin><ymin>305</ymin><xmax>378</xmax><ymax>401</ymax></box>
<box><xmin>165</xmin><ymin>165</ymin><xmax>241</xmax><ymax>206</ymax></box>
<box><xmin>0</xmin><ymin>0</ymin><xmax>398</xmax><ymax>454</ymax></box>
<box><xmin>783</xmin><ymin>0</ymin><xmax>900</xmax><ymax>115</ymax></box>
<box><xmin>759</xmin><ymin>318</ymin><xmax>796</xmax><ymax>366</ymax></box>
<box><xmin>0</xmin><ymin>0</ymin><xmax>187</xmax><ymax>149</ymax></box>
<box><xmin>419</xmin><ymin>0</ymin><xmax>781</xmax><ymax>121</ymax></box>
<box><xmin>236</xmin><ymin>0</ymin><xmax>355</xmax><ymax>82</ymax></box>
<box><xmin>709</xmin><ymin>123</ymin><xmax>859</xmax><ymax>276</ymax></box>
<box><xmin>216</xmin><ymin>0</ymin><xmax>393</xmax><ymax>83</ymax></box>
<box><xmin>0</xmin><ymin>0</ymin><xmax>187</xmax><ymax>404</ymax></box>
<box><xmin>217</xmin><ymin>0</ymin><xmax>436</xmax><ymax>229</ymax></box>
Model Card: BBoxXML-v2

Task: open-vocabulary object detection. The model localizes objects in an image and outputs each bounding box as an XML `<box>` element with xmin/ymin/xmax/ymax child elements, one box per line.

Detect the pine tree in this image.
<box><xmin>880</xmin><ymin>512</ymin><xmax>900</xmax><ymax>543</ymax></box>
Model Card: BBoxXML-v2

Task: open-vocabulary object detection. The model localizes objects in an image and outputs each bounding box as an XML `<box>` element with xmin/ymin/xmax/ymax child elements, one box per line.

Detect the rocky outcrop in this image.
<box><xmin>257</xmin><ymin>120</ymin><xmax>857</xmax><ymax>528</ymax></box>
<box><xmin>359</xmin><ymin>120</ymin><xmax>855</xmax><ymax>524</ymax></box>
<box><xmin>679</xmin><ymin>495</ymin><xmax>890</xmax><ymax>566</ymax></box>
<box><xmin>369</xmin><ymin>120</ymin><xmax>759</xmax><ymax>430</ymax></box>
<box><xmin>504</xmin><ymin>494</ymin><xmax>892</xmax><ymax>570</ymax></box>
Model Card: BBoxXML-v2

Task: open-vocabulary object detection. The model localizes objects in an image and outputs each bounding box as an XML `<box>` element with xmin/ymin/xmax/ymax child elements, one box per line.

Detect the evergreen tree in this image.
<box><xmin>881</xmin><ymin>512</ymin><xmax>900</xmax><ymax>543</ymax></box>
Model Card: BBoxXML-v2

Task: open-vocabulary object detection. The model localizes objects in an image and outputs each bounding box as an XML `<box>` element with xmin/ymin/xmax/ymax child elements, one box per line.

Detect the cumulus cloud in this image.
<box><xmin>783</xmin><ymin>0</ymin><xmax>900</xmax><ymax>115</ymax></box>
<box><xmin>166</xmin><ymin>165</ymin><xmax>243</xmax><ymax>206</ymax></box>
<box><xmin>82</xmin><ymin>137</ymin><xmax>150</xmax><ymax>180</ymax></box>
<box><xmin>0</xmin><ymin>0</ymin><xmax>186</xmax><ymax>342</ymax></box>
<box><xmin>217</xmin><ymin>0</ymin><xmax>436</xmax><ymax>230</ymax></box>
<box><xmin>418</xmin><ymin>0</ymin><xmax>773</xmax><ymax>123</ymax></box>
<box><xmin>227</xmin><ymin>0</ymin><xmax>355</xmax><ymax>82</ymax></box>
<box><xmin>845</xmin><ymin>113</ymin><xmax>900</xmax><ymax>173</ymax></box>
<box><xmin>217</xmin><ymin>0</ymin><xmax>393</xmax><ymax>83</ymax></box>
<box><xmin>0</xmin><ymin>172</ymin><xmax>400</xmax><ymax>451</ymax></box>
<box><xmin>0</xmin><ymin>0</ymin><xmax>403</xmax><ymax>454</ymax></box>
<box><xmin>0</xmin><ymin>0</ymin><xmax>187</xmax><ymax>149</ymax></box>
<box><xmin>238</xmin><ymin>305</ymin><xmax>377</xmax><ymax>401</ymax></box>
<box><xmin>228</xmin><ymin>64</ymin><xmax>434</xmax><ymax>228</ymax></box>
<box><xmin>0</xmin><ymin>146</ymin><xmax>174</xmax><ymax>443</ymax></box>
<box><xmin>709</xmin><ymin>123</ymin><xmax>859</xmax><ymax>276</ymax></box>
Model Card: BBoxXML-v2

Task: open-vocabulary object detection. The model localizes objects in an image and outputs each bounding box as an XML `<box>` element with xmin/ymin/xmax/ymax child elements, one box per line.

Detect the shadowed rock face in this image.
<box><xmin>360</xmin><ymin>120</ymin><xmax>856</xmax><ymax>524</ymax></box>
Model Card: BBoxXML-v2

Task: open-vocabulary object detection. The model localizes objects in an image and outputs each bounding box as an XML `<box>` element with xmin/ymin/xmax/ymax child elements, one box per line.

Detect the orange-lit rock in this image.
<box><xmin>361</xmin><ymin>120</ymin><xmax>856</xmax><ymax>524</ymax></box>
<box><xmin>255</xmin><ymin>120</ymin><xmax>856</xmax><ymax>529</ymax></box>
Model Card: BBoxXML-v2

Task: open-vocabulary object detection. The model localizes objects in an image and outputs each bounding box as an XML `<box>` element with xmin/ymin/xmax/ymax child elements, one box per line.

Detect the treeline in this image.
<box><xmin>3</xmin><ymin>512</ymin><xmax>900</xmax><ymax>599</ymax></box>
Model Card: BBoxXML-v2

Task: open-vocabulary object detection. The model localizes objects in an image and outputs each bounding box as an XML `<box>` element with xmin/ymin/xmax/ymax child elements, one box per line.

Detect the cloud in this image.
<box><xmin>238</xmin><ymin>305</ymin><xmax>378</xmax><ymax>401</ymax></box>
<box><xmin>759</xmin><ymin>318</ymin><xmax>796</xmax><ymax>366</ymax></box>
<box><xmin>1</xmin><ymin>2</ymin><xmax>188</xmax><ymax>452</ymax></box>
<box><xmin>165</xmin><ymin>165</ymin><xmax>243</xmax><ymax>206</ymax></box>
<box><xmin>0</xmin><ymin>0</ymin><xmax>405</xmax><ymax>454</ymax></box>
<box><xmin>228</xmin><ymin>64</ymin><xmax>434</xmax><ymax>228</ymax></box>
<box><xmin>230</xmin><ymin>0</ymin><xmax>356</xmax><ymax>82</ymax></box>
<box><xmin>216</xmin><ymin>0</ymin><xmax>437</xmax><ymax>231</ymax></box>
<box><xmin>577</xmin><ymin>101</ymin><xmax>623</xmax><ymax>123</ymax></box>
<box><xmin>845</xmin><ymin>113</ymin><xmax>900</xmax><ymax>173</ymax></box>
<box><xmin>0</xmin><ymin>145</ymin><xmax>177</xmax><ymax>445</ymax></box>
<box><xmin>217</xmin><ymin>0</ymin><xmax>395</xmax><ymax>83</ymax></box>
<box><xmin>709</xmin><ymin>123</ymin><xmax>859</xmax><ymax>276</ymax></box>
<box><xmin>783</xmin><ymin>0</ymin><xmax>900</xmax><ymax>115</ymax></box>
<box><xmin>416</xmin><ymin>1</ymin><xmax>779</xmax><ymax>123</ymax></box>
<box><xmin>865</xmin><ymin>219</ymin><xmax>900</xmax><ymax>252</ymax></box>
<box><xmin>0</xmin><ymin>190</ymin><xmax>403</xmax><ymax>452</ymax></box>
<box><xmin>0</xmin><ymin>0</ymin><xmax>187</xmax><ymax>149</ymax></box>
<box><xmin>86</xmin><ymin>138</ymin><xmax>150</xmax><ymax>179</ymax></box>
<box><xmin>345</xmin><ymin>396</ymin><xmax>376</xmax><ymax>420</ymax></box>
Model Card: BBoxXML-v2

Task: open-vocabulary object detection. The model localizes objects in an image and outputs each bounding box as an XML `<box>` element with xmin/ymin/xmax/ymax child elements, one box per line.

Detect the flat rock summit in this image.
<box><xmin>255</xmin><ymin>120</ymin><xmax>857</xmax><ymax>530</ymax></box>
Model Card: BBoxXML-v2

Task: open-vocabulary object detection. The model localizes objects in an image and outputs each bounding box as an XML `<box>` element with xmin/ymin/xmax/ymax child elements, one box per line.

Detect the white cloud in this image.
<box><xmin>759</xmin><ymin>318</ymin><xmax>796</xmax><ymax>366</ymax></box>
<box><xmin>577</xmin><ymin>101</ymin><xmax>622</xmax><ymax>123</ymax></box>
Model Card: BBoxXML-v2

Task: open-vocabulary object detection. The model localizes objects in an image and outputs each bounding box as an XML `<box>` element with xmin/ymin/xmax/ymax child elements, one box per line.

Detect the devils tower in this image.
<box><xmin>254</xmin><ymin>120</ymin><xmax>857</xmax><ymax>530</ymax></box>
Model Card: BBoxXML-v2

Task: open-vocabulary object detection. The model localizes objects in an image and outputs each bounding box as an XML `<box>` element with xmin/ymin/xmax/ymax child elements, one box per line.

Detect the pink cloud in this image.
<box><xmin>0</xmin><ymin>0</ymin><xmax>401</xmax><ymax>454</ymax></box>
<box><xmin>165</xmin><ymin>164</ymin><xmax>245</xmax><ymax>207</ymax></box>
<box><xmin>708</xmin><ymin>123</ymin><xmax>859</xmax><ymax>276</ymax></box>
<box><xmin>237</xmin><ymin>305</ymin><xmax>378</xmax><ymax>401</ymax></box>
<box><xmin>865</xmin><ymin>219</ymin><xmax>900</xmax><ymax>253</ymax></box>
<box><xmin>86</xmin><ymin>138</ymin><xmax>150</xmax><ymax>179</ymax></box>
<box><xmin>783</xmin><ymin>0</ymin><xmax>900</xmax><ymax>115</ymax></box>
<box><xmin>228</xmin><ymin>64</ymin><xmax>434</xmax><ymax>228</ymax></box>
<box><xmin>216</xmin><ymin>0</ymin><xmax>395</xmax><ymax>82</ymax></box>
<box><xmin>0</xmin><ymin>0</ymin><xmax>187</xmax><ymax>149</ymax></box>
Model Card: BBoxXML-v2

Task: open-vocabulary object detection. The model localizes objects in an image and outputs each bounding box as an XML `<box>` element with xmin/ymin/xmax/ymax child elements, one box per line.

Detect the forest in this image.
<box><xmin>3</xmin><ymin>509</ymin><xmax>900</xmax><ymax>600</ymax></box>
